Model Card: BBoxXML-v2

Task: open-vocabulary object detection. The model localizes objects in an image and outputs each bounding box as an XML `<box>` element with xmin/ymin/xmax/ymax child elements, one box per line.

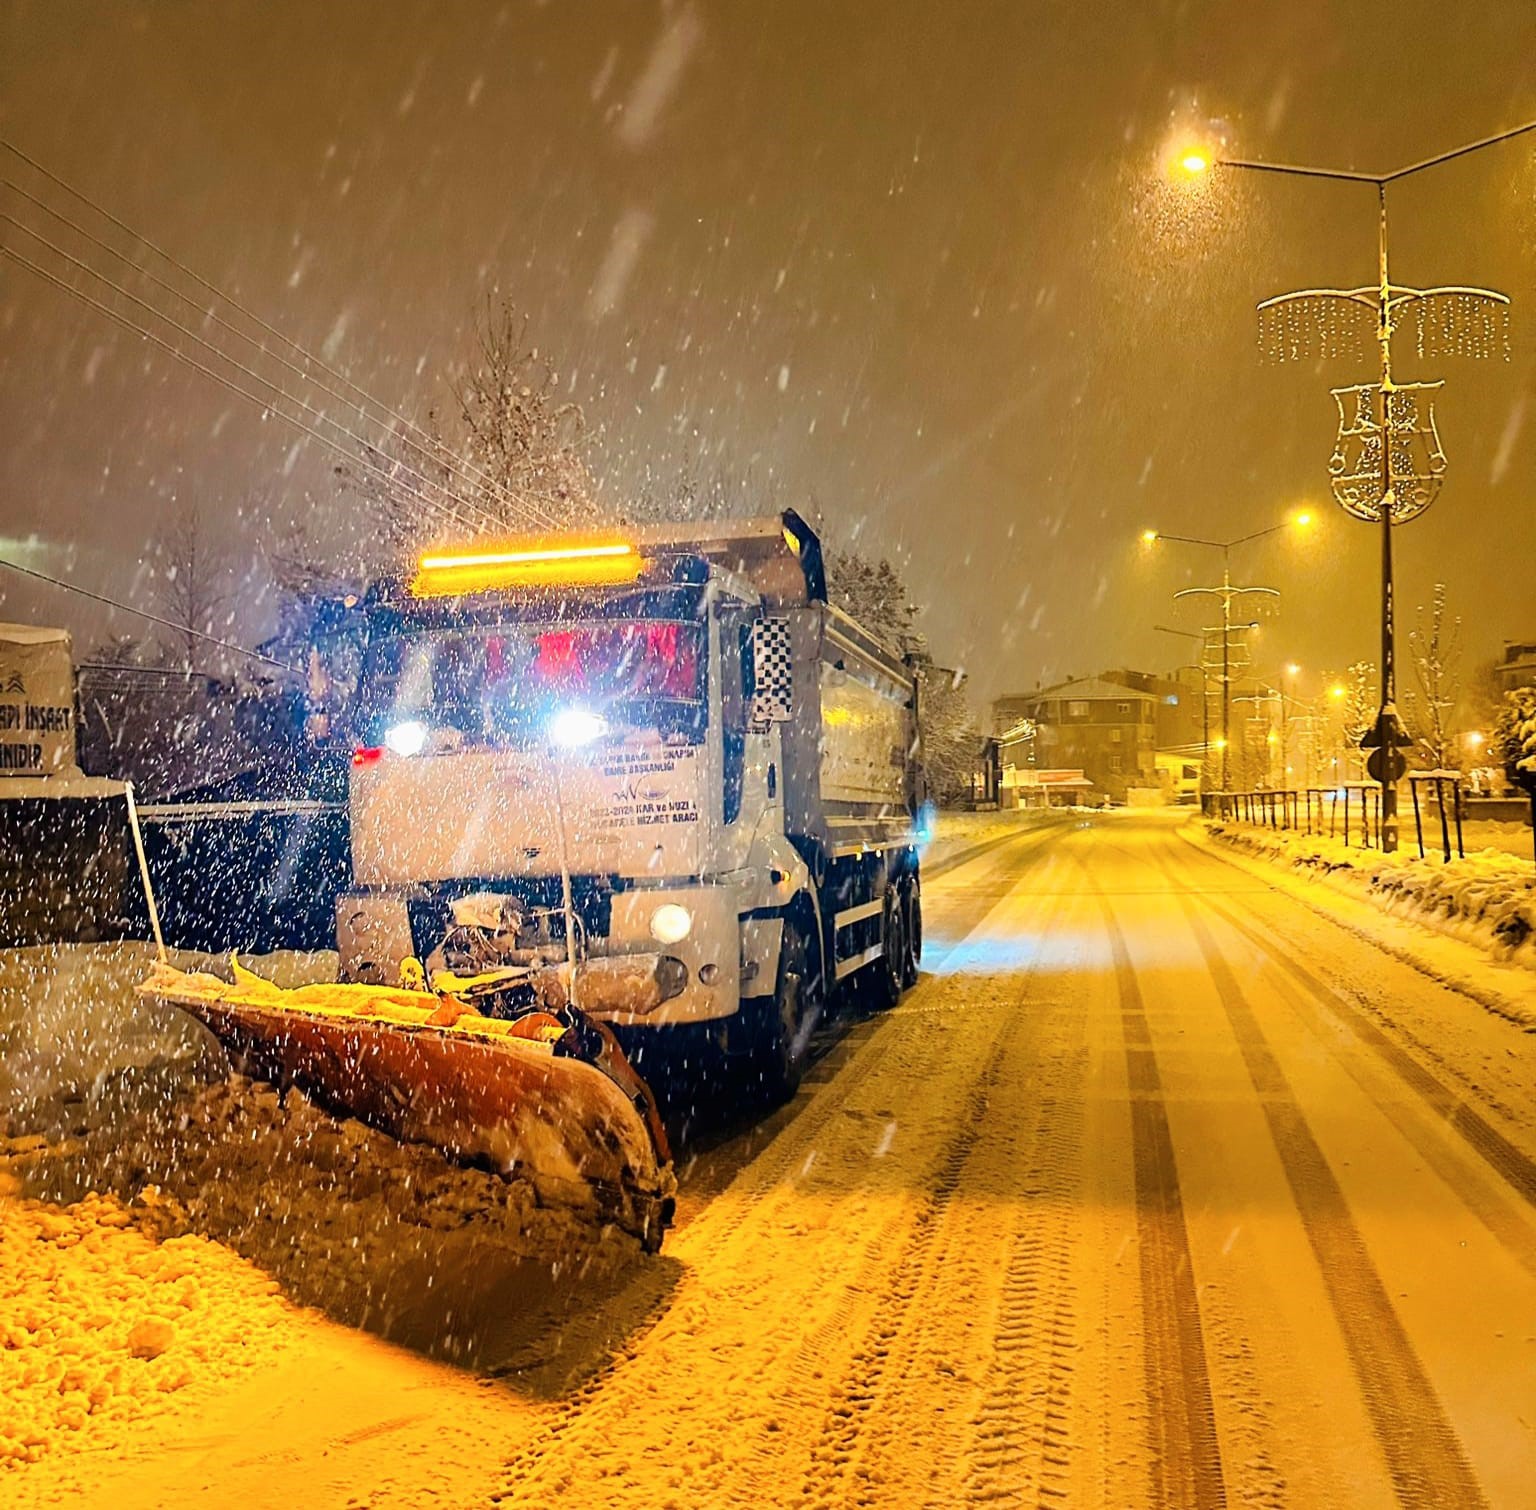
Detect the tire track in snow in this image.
<box><xmin>493</xmin><ymin>830</ymin><xmax>1077</xmax><ymax>1505</ymax></box>
<box><xmin>1099</xmin><ymin>898</ymin><xmax>1228</xmax><ymax>1510</ymax></box>
<box><xmin>798</xmin><ymin>1021</ymin><xmax>1010</xmax><ymax>1507</ymax></box>
<box><xmin>796</xmin><ymin>888</ymin><xmax>1075</xmax><ymax>1510</ymax></box>
<box><xmin>1179</xmin><ymin>895</ymin><xmax>1489</xmax><ymax>1509</ymax></box>
<box><xmin>958</xmin><ymin>1078</ymin><xmax>1086</xmax><ymax>1509</ymax></box>
<box><xmin>1156</xmin><ymin>841</ymin><xmax>1536</xmax><ymax>1282</ymax></box>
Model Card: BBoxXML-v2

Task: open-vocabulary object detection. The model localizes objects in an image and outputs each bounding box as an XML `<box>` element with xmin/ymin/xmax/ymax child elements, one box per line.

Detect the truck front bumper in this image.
<box><xmin>598</xmin><ymin>886</ymin><xmax>742</xmax><ymax>1026</ymax></box>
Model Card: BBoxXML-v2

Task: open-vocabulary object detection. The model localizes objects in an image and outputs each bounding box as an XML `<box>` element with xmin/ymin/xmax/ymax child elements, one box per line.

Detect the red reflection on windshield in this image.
<box><xmin>533</xmin><ymin>623</ymin><xmax>699</xmax><ymax>699</ymax></box>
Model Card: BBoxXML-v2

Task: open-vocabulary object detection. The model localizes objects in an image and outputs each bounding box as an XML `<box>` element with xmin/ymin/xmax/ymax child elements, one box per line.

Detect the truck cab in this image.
<box><xmin>330</xmin><ymin>512</ymin><xmax>923</xmax><ymax>1092</ymax></box>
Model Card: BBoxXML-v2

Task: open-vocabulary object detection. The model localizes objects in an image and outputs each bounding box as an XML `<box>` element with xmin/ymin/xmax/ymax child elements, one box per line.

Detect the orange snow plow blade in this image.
<box><xmin>137</xmin><ymin>961</ymin><xmax>675</xmax><ymax>1249</ymax></box>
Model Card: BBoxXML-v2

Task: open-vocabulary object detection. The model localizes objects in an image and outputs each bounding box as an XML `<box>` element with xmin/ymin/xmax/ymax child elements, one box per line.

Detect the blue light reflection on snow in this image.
<box><xmin>925</xmin><ymin>927</ymin><xmax>1115</xmax><ymax>977</ymax></box>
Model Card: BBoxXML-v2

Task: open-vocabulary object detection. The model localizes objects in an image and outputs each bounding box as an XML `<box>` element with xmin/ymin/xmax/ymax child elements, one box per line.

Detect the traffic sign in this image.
<box><xmin>1366</xmin><ymin>746</ymin><xmax>1408</xmax><ymax>784</ymax></box>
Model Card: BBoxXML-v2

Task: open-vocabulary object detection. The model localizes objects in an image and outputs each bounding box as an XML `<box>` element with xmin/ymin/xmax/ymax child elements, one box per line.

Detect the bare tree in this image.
<box><xmin>153</xmin><ymin>501</ymin><xmax>229</xmax><ymax>669</ymax></box>
<box><xmin>1406</xmin><ymin>583</ymin><xmax>1462</xmax><ymax>770</ymax></box>
<box><xmin>451</xmin><ymin>301</ymin><xmax>596</xmax><ymax>528</ymax></box>
<box><xmin>335</xmin><ymin>303</ymin><xmax>596</xmax><ymax>561</ymax></box>
<box><xmin>332</xmin><ymin>406</ymin><xmax>467</xmax><ymax>566</ymax></box>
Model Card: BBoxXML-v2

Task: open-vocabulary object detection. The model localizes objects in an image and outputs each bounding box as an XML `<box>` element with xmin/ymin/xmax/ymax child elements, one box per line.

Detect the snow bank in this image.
<box><xmin>9</xmin><ymin>1074</ymin><xmax>643</xmax><ymax>1364</ymax></box>
<box><xmin>1204</xmin><ymin>821</ymin><xmax>1536</xmax><ymax>970</ymax></box>
<box><xmin>0</xmin><ymin>1184</ymin><xmax>293</xmax><ymax>1474</ymax></box>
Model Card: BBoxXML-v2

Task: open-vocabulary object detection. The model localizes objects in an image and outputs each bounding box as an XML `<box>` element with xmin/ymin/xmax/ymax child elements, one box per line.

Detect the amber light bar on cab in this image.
<box><xmin>410</xmin><ymin>539</ymin><xmax>643</xmax><ymax>597</ymax></box>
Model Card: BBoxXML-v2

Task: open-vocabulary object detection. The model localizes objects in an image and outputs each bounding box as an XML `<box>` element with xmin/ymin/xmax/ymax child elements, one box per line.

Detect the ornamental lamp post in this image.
<box><xmin>1176</xmin><ymin>118</ymin><xmax>1536</xmax><ymax>850</ymax></box>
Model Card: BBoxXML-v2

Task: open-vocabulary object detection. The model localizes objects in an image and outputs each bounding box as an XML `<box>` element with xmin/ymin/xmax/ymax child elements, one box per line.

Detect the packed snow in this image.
<box><xmin>0</xmin><ymin>1184</ymin><xmax>293</xmax><ymax>1474</ymax></box>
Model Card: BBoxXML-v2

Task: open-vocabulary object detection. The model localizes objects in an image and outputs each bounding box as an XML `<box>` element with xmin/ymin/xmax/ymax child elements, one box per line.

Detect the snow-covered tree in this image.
<box><xmin>1494</xmin><ymin>687</ymin><xmax>1536</xmax><ymax>777</ymax></box>
<box><xmin>1322</xmin><ymin>661</ymin><xmax>1376</xmax><ymax>781</ymax></box>
<box><xmin>824</xmin><ymin>548</ymin><xmax>917</xmax><ymax>654</ymax></box>
<box><xmin>825</xmin><ymin>547</ymin><xmax>980</xmax><ymax>802</ymax></box>
<box><xmin>915</xmin><ymin>657</ymin><xmax>983</xmax><ymax>804</ymax></box>
<box><xmin>1405</xmin><ymin>584</ymin><xmax>1462</xmax><ymax>770</ymax></box>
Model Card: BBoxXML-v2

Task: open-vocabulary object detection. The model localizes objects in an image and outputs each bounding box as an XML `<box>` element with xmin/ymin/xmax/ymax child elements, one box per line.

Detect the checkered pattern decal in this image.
<box><xmin>750</xmin><ymin>619</ymin><xmax>794</xmax><ymax>725</ymax></box>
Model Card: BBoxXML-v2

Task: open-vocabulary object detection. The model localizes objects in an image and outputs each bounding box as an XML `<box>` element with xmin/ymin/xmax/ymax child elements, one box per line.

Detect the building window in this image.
<box><xmin>1117</xmin><ymin>701</ymin><xmax>1131</xmax><ymax>716</ymax></box>
<box><xmin>1108</xmin><ymin>754</ymin><xmax>1123</xmax><ymax>774</ymax></box>
<box><xmin>1110</xmin><ymin>728</ymin><xmax>1123</xmax><ymax>743</ymax></box>
<box><xmin>1067</xmin><ymin>700</ymin><xmax>1089</xmax><ymax>718</ymax></box>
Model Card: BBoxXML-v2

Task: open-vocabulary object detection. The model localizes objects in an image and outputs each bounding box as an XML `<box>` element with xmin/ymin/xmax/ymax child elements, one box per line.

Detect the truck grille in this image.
<box><xmin>405</xmin><ymin>877</ymin><xmax>615</xmax><ymax>957</ymax></box>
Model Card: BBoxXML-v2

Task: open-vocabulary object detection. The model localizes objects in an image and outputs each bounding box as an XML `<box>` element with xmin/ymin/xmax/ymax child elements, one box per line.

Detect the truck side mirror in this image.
<box><xmin>748</xmin><ymin>619</ymin><xmax>794</xmax><ymax>726</ymax></box>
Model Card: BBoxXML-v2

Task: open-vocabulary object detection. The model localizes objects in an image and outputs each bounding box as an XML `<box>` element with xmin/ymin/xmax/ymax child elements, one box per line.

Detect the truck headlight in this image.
<box><xmin>384</xmin><ymin>719</ymin><xmax>429</xmax><ymax>757</ymax></box>
<box><xmin>649</xmin><ymin>903</ymin><xmax>693</xmax><ymax>944</ymax></box>
<box><xmin>550</xmin><ymin>707</ymin><xmax>608</xmax><ymax>747</ymax></box>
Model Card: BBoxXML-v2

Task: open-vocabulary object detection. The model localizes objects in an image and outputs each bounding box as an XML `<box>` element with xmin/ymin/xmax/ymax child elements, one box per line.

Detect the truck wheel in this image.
<box><xmin>862</xmin><ymin>886</ymin><xmax>905</xmax><ymax>1012</ymax></box>
<box><xmin>901</xmin><ymin>877</ymin><xmax>922</xmax><ymax>989</ymax></box>
<box><xmin>762</xmin><ymin>913</ymin><xmax>821</xmax><ymax>1101</ymax></box>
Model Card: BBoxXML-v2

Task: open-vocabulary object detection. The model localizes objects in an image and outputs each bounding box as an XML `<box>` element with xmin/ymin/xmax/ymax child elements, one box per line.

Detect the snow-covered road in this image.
<box><xmin>9</xmin><ymin>809</ymin><xmax>1536</xmax><ymax>1507</ymax></box>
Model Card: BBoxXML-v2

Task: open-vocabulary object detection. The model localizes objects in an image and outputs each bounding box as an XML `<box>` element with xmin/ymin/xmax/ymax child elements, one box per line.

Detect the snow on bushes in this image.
<box><xmin>1206</xmin><ymin>820</ymin><xmax>1536</xmax><ymax>966</ymax></box>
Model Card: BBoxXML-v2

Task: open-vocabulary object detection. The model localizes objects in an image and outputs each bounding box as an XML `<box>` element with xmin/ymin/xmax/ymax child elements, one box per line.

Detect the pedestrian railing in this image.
<box><xmin>1204</xmin><ymin>777</ymin><xmax>1469</xmax><ymax>861</ymax></box>
<box><xmin>1202</xmin><ymin>784</ymin><xmax>1384</xmax><ymax>849</ymax></box>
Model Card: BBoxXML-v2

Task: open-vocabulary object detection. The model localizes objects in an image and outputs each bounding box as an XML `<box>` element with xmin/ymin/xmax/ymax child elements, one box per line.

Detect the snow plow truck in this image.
<box><xmin>141</xmin><ymin>511</ymin><xmax>925</xmax><ymax>1249</ymax></box>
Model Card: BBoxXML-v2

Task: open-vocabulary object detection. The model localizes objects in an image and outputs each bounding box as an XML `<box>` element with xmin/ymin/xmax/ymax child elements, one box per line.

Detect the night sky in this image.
<box><xmin>2</xmin><ymin>1</ymin><xmax>1533</xmax><ymax>704</ymax></box>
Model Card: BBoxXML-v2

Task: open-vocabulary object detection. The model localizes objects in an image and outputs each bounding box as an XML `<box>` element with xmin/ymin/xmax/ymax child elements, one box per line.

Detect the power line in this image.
<box><xmin>0</xmin><ymin>138</ymin><xmax>566</xmax><ymax>532</ymax></box>
<box><xmin>0</xmin><ymin>555</ymin><xmax>298</xmax><ymax>672</ymax></box>
<box><xmin>0</xmin><ymin>214</ymin><xmax>493</xmax><ymax>535</ymax></box>
<box><xmin>0</xmin><ymin>173</ymin><xmax>560</xmax><ymax>533</ymax></box>
<box><xmin>0</xmin><ymin>238</ymin><xmax>488</xmax><ymax>538</ymax></box>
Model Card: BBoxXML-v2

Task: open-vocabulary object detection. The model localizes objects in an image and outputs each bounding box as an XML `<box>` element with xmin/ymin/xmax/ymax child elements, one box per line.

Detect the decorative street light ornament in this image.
<box><xmin>1201</xmin><ymin>121</ymin><xmax>1536</xmax><ymax>853</ymax></box>
<box><xmin>1327</xmin><ymin>381</ymin><xmax>1447</xmax><ymax>523</ymax></box>
<box><xmin>1257</xmin><ymin>285</ymin><xmax>1510</xmax><ymax>366</ymax></box>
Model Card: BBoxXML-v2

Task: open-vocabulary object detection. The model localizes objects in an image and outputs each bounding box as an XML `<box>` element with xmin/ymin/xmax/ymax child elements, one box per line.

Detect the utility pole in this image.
<box><xmin>1154</xmin><ymin>624</ymin><xmax>1217</xmax><ymax>791</ymax></box>
<box><xmin>1143</xmin><ymin>517</ymin><xmax>1303</xmax><ymax>791</ymax></box>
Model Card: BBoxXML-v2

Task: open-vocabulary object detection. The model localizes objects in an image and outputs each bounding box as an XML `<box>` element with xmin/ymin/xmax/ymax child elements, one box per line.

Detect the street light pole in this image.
<box><xmin>1180</xmin><ymin>118</ymin><xmax>1536</xmax><ymax>849</ymax></box>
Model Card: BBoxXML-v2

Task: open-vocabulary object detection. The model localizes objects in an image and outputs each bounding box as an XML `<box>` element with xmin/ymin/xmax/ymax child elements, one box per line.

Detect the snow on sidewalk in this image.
<box><xmin>1194</xmin><ymin>819</ymin><xmax>1536</xmax><ymax>1030</ymax></box>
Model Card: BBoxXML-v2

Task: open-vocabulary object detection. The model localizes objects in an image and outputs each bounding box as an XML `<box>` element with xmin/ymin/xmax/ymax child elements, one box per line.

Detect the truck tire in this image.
<box><xmin>861</xmin><ymin>885</ymin><xmax>905</xmax><ymax>1012</ymax></box>
<box><xmin>901</xmin><ymin>876</ymin><xmax>922</xmax><ymax>989</ymax></box>
<box><xmin>761</xmin><ymin>911</ymin><xmax>822</xmax><ymax>1101</ymax></box>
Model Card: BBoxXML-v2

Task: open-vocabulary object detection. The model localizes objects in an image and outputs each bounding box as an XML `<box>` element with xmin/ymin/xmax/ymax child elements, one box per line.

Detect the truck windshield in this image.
<box><xmin>356</xmin><ymin>620</ymin><xmax>706</xmax><ymax>747</ymax></box>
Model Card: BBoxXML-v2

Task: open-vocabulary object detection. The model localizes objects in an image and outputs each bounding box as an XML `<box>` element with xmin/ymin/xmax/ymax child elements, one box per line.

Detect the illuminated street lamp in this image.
<box><xmin>1142</xmin><ymin>513</ymin><xmax>1308</xmax><ymax>788</ymax></box>
<box><xmin>1176</xmin><ymin>118</ymin><xmax>1536</xmax><ymax>849</ymax></box>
